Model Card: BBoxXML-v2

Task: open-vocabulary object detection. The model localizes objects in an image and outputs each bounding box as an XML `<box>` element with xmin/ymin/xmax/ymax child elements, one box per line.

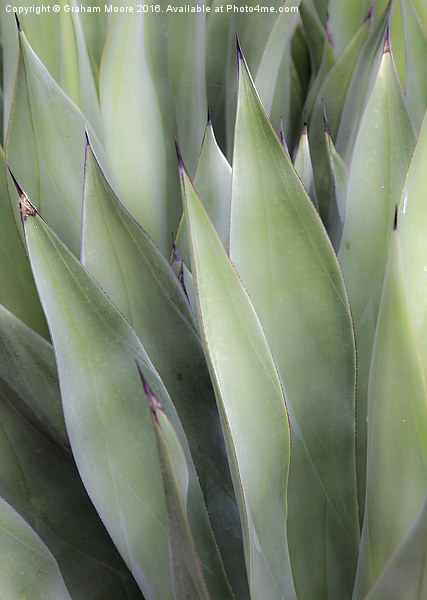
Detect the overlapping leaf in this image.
<box><xmin>81</xmin><ymin>141</ymin><xmax>244</xmax><ymax>597</ymax></box>
<box><xmin>338</xmin><ymin>38</ymin><xmax>417</xmax><ymax>513</ymax></box>
<box><xmin>6</xmin><ymin>24</ymin><xmax>110</xmax><ymax>257</ymax></box>
<box><xmin>0</xmin><ymin>497</ymin><xmax>72</xmax><ymax>600</ymax></box>
<box><xmin>398</xmin><ymin>111</ymin><xmax>427</xmax><ymax>379</ymax></box>
<box><xmin>180</xmin><ymin>159</ymin><xmax>295</xmax><ymax>600</ymax></box>
<box><xmin>230</xmin><ymin>47</ymin><xmax>358</xmax><ymax>600</ymax></box>
<box><xmin>353</xmin><ymin>232</ymin><xmax>427</xmax><ymax>598</ymax></box>
<box><xmin>100</xmin><ymin>4</ymin><xmax>168</xmax><ymax>250</ymax></box>
<box><xmin>0</xmin><ymin>147</ymin><xmax>47</xmax><ymax>337</ymax></box>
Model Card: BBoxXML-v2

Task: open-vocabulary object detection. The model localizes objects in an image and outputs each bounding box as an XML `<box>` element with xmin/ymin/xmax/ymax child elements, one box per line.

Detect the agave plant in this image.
<box><xmin>0</xmin><ymin>0</ymin><xmax>426</xmax><ymax>598</ymax></box>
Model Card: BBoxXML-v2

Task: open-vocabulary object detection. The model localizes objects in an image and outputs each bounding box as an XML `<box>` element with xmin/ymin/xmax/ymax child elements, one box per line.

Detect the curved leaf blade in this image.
<box><xmin>230</xmin><ymin>48</ymin><xmax>359</xmax><ymax>600</ymax></box>
<box><xmin>100</xmin><ymin>6</ymin><xmax>167</xmax><ymax>250</ymax></box>
<box><xmin>80</xmin><ymin>141</ymin><xmax>242</xmax><ymax>598</ymax></box>
<box><xmin>398</xmin><ymin>112</ymin><xmax>427</xmax><ymax>379</ymax></box>
<box><xmin>180</xmin><ymin>160</ymin><xmax>295</xmax><ymax>600</ymax></box>
<box><xmin>353</xmin><ymin>232</ymin><xmax>427</xmax><ymax>598</ymax></box>
<box><xmin>141</xmin><ymin>373</ymin><xmax>211</xmax><ymax>600</ymax></box>
<box><xmin>0</xmin><ymin>497</ymin><xmax>72</xmax><ymax>600</ymax></box>
<box><xmin>337</xmin><ymin>40</ymin><xmax>417</xmax><ymax>514</ymax></box>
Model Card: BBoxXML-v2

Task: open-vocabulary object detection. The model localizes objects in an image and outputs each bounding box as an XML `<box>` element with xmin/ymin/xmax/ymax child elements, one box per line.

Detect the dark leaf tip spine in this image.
<box><xmin>207</xmin><ymin>106</ymin><xmax>212</xmax><ymax>127</ymax></box>
<box><xmin>136</xmin><ymin>363</ymin><xmax>163</xmax><ymax>422</ymax></box>
<box><xmin>236</xmin><ymin>34</ymin><xmax>243</xmax><ymax>61</ymax></box>
<box><xmin>7</xmin><ymin>166</ymin><xmax>37</xmax><ymax>222</ymax></box>
<box><xmin>14</xmin><ymin>13</ymin><xmax>22</xmax><ymax>32</ymax></box>
<box><xmin>393</xmin><ymin>205</ymin><xmax>398</xmax><ymax>230</ymax></box>
<box><xmin>383</xmin><ymin>19</ymin><xmax>391</xmax><ymax>54</ymax></box>
<box><xmin>174</xmin><ymin>138</ymin><xmax>184</xmax><ymax>170</ymax></box>
<box><xmin>322</xmin><ymin>101</ymin><xmax>331</xmax><ymax>136</ymax></box>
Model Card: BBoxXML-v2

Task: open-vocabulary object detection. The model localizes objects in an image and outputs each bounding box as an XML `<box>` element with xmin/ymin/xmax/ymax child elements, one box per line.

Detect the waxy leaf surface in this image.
<box><xmin>181</xmin><ymin>163</ymin><xmax>295</xmax><ymax>600</ymax></box>
<box><xmin>354</xmin><ymin>232</ymin><xmax>427</xmax><ymax>598</ymax></box>
<box><xmin>338</xmin><ymin>45</ymin><xmax>417</xmax><ymax>514</ymax></box>
<box><xmin>0</xmin><ymin>497</ymin><xmax>72</xmax><ymax>600</ymax></box>
<box><xmin>81</xmin><ymin>142</ymin><xmax>242</xmax><ymax>598</ymax></box>
<box><xmin>230</xmin><ymin>50</ymin><xmax>358</xmax><ymax>600</ymax></box>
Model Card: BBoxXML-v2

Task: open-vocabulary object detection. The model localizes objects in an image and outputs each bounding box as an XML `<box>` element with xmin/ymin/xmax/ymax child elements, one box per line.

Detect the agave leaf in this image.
<box><xmin>20</xmin><ymin>183</ymin><xmax>238</xmax><ymax>599</ymax></box>
<box><xmin>2</xmin><ymin>1</ymin><xmax>101</xmax><ymax>137</ymax></box>
<box><xmin>175</xmin><ymin>116</ymin><xmax>232</xmax><ymax>262</ymax></box>
<box><xmin>335</xmin><ymin>4</ymin><xmax>391</xmax><ymax>163</ymax></box>
<box><xmin>293</xmin><ymin>121</ymin><xmax>318</xmax><ymax>209</ymax></box>
<box><xmin>0</xmin><ymin>497</ymin><xmax>72</xmax><ymax>600</ymax></box>
<box><xmin>180</xmin><ymin>159</ymin><xmax>295</xmax><ymax>600</ymax></box>
<box><xmin>308</xmin><ymin>16</ymin><xmax>369</xmax><ymax>221</ymax></box>
<box><xmin>398</xmin><ymin>112</ymin><xmax>427</xmax><ymax>380</ymax></box>
<box><xmin>299</xmin><ymin>0</ymin><xmax>330</xmax><ymax>74</ymax></box>
<box><xmin>140</xmin><ymin>373</ymin><xmax>211</xmax><ymax>600</ymax></box>
<box><xmin>81</xmin><ymin>141</ymin><xmax>244</xmax><ymax>598</ymax></box>
<box><xmin>22</xmin><ymin>206</ymin><xmax>171</xmax><ymax>598</ymax></box>
<box><xmin>364</xmin><ymin>494</ymin><xmax>427</xmax><ymax>599</ymax></box>
<box><xmin>338</xmin><ymin>38</ymin><xmax>417</xmax><ymax>517</ymax></box>
<box><xmin>205</xmin><ymin>0</ymin><xmax>283</xmax><ymax>155</ymax></box>
<box><xmin>230</xmin><ymin>48</ymin><xmax>358</xmax><ymax>600</ymax></box>
<box><xmin>254</xmin><ymin>0</ymin><xmax>301</xmax><ymax>118</ymax></box>
<box><xmin>6</xmin><ymin>23</ymin><xmax>110</xmax><ymax>257</ymax></box>
<box><xmin>99</xmin><ymin>4</ymin><xmax>168</xmax><ymax>251</ymax></box>
<box><xmin>167</xmin><ymin>0</ymin><xmax>207</xmax><ymax>176</ymax></box>
<box><xmin>328</xmin><ymin>0</ymin><xmax>373</xmax><ymax>54</ymax></box>
<box><xmin>0</xmin><ymin>147</ymin><xmax>48</xmax><ymax>337</ymax></box>
<box><xmin>0</xmin><ymin>374</ymin><xmax>143</xmax><ymax>600</ymax></box>
<box><xmin>353</xmin><ymin>232</ymin><xmax>427</xmax><ymax>599</ymax></box>
<box><xmin>0</xmin><ymin>304</ymin><xmax>66</xmax><ymax>448</ymax></box>
<box><xmin>400</xmin><ymin>0</ymin><xmax>427</xmax><ymax>131</ymax></box>
<box><xmin>324</xmin><ymin>117</ymin><xmax>349</xmax><ymax>250</ymax></box>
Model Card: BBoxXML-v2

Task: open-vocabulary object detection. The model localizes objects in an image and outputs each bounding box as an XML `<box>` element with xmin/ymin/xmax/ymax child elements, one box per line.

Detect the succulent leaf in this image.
<box><xmin>230</xmin><ymin>46</ymin><xmax>359</xmax><ymax>600</ymax></box>
<box><xmin>0</xmin><ymin>497</ymin><xmax>72</xmax><ymax>600</ymax></box>
<box><xmin>180</xmin><ymin>158</ymin><xmax>295</xmax><ymax>600</ymax></box>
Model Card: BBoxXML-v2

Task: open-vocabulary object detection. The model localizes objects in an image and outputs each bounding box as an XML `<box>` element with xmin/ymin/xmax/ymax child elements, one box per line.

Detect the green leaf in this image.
<box><xmin>335</xmin><ymin>5</ymin><xmax>391</xmax><ymax>163</ymax></box>
<box><xmin>6</xmin><ymin>24</ymin><xmax>110</xmax><ymax>257</ymax></box>
<box><xmin>254</xmin><ymin>0</ymin><xmax>301</xmax><ymax>121</ymax></box>
<box><xmin>99</xmin><ymin>5</ymin><xmax>168</xmax><ymax>251</ymax></box>
<box><xmin>22</xmin><ymin>205</ymin><xmax>172</xmax><ymax>598</ymax></box>
<box><xmin>0</xmin><ymin>303</ymin><xmax>66</xmax><ymax>448</ymax></box>
<box><xmin>328</xmin><ymin>0</ymin><xmax>373</xmax><ymax>54</ymax></box>
<box><xmin>80</xmin><ymin>141</ymin><xmax>244</xmax><ymax>598</ymax></box>
<box><xmin>308</xmin><ymin>16</ymin><xmax>369</xmax><ymax>221</ymax></box>
<box><xmin>141</xmin><ymin>373</ymin><xmax>211</xmax><ymax>600</ymax></box>
<box><xmin>230</xmin><ymin>48</ymin><xmax>358</xmax><ymax>600</ymax></box>
<box><xmin>400</xmin><ymin>0</ymin><xmax>427</xmax><ymax>131</ymax></box>
<box><xmin>293</xmin><ymin>121</ymin><xmax>318</xmax><ymax>209</ymax></box>
<box><xmin>364</xmin><ymin>494</ymin><xmax>427</xmax><ymax>599</ymax></box>
<box><xmin>353</xmin><ymin>232</ymin><xmax>427</xmax><ymax>598</ymax></box>
<box><xmin>205</xmin><ymin>0</ymin><xmax>283</xmax><ymax>155</ymax></box>
<box><xmin>175</xmin><ymin>117</ymin><xmax>232</xmax><ymax>261</ymax></box>
<box><xmin>167</xmin><ymin>0</ymin><xmax>207</xmax><ymax>176</ymax></box>
<box><xmin>337</xmin><ymin>40</ymin><xmax>417</xmax><ymax>517</ymax></box>
<box><xmin>299</xmin><ymin>0</ymin><xmax>329</xmax><ymax>74</ymax></box>
<box><xmin>0</xmin><ymin>374</ymin><xmax>142</xmax><ymax>600</ymax></box>
<box><xmin>0</xmin><ymin>497</ymin><xmax>72</xmax><ymax>600</ymax></box>
<box><xmin>324</xmin><ymin>116</ymin><xmax>349</xmax><ymax>249</ymax></box>
<box><xmin>180</xmin><ymin>159</ymin><xmax>295</xmax><ymax>600</ymax></box>
<box><xmin>398</xmin><ymin>112</ymin><xmax>427</xmax><ymax>381</ymax></box>
<box><xmin>0</xmin><ymin>147</ymin><xmax>48</xmax><ymax>338</ymax></box>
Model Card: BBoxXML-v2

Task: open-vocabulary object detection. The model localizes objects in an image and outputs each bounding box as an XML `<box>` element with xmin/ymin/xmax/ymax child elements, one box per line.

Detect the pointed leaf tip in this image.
<box><xmin>7</xmin><ymin>167</ymin><xmax>37</xmax><ymax>221</ymax></box>
<box><xmin>14</xmin><ymin>13</ymin><xmax>22</xmax><ymax>31</ymax></box>
<box><xmin>322</xmin><ymin>101</ymin><xmax>331</xmax><ymax>135</ymax></box>
<box><xmin>364</xmin><ymin>1</ymin><xmax>375</xmax><ymax>24</ymax></box>
<box><xmin>394</xmin><ymin>205</ymin><xmax>398</xmax><ymax>230</ymax></box>
<box><xmin>136</xmin><ymin>362</ymin><xmax>163</xmax><ymax>419</ymax></box>
<box><xmin>383</xmin><ymin>19</ymin><xmax>391</xmax><ymax>54</ymax></box>
<box><xmin>236</xmin><ymin>34</ymin><xmax>244</xmax><ymax>61</ymax></box>
<box><xmin>175</xmin><ymin>139</ymin><xmax>185</xmax><ymax>170</ymax></box>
